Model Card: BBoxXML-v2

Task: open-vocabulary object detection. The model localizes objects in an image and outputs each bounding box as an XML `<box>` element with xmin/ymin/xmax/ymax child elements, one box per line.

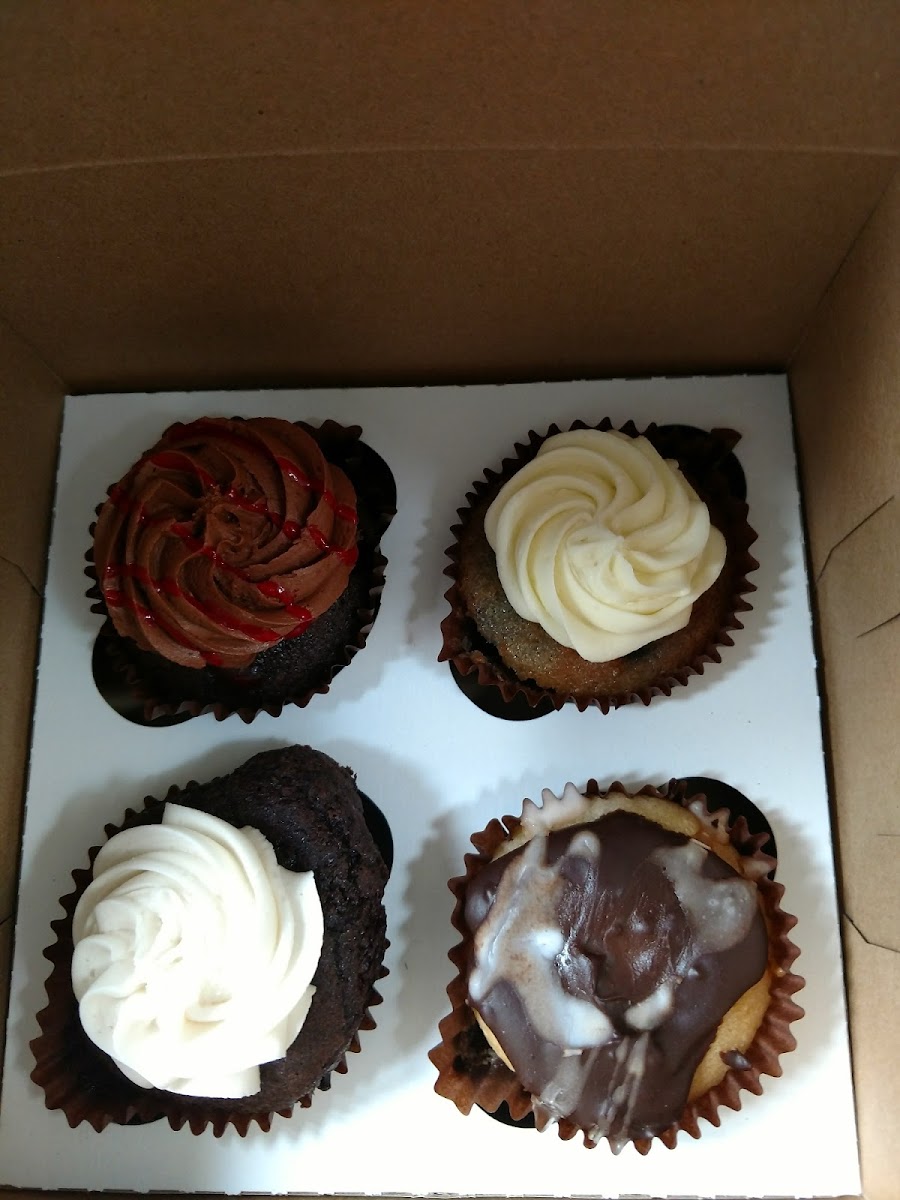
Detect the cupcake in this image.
<box><xmin>440</xmin><ymin>421</ymin><xmax>757</xmax><ymax>713</ymax></box>
<box><xmin>430</xmin><ymin>781</ymin><xmax>804</xmax><ymax>1152</ymax></box>
<box><xmin>88</xmin><ymin>416</ymin><xmax>396</xmax><ymax>722</ymax></box>
<box><xmin>31</xmin><ymin>745</ymin><xmax>390</xmax><ymax>1134</ymax></box>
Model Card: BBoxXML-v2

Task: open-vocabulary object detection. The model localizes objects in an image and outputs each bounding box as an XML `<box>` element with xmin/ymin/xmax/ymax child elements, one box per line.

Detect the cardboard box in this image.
<box><xmin>3</xmin><ymin>377</ymin><xmax>863</xmax><ymax>1198</ymax></box>
<box><xmin>0</xmin><ymin>4</ymin><xmax>897</xmax><ymax>1197</ymax></box>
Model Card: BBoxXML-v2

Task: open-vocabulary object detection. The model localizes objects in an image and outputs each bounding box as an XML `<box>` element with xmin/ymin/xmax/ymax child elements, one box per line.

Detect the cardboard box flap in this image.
<box><xmin>817</xmin><ymin>498</ymin><xmax>900</xmax><ymax>953</ymax></box>
<box><xmin>843</xmin><ymin>920</ymin><xmax>900</xmax><ymax>1200</ymax></box>
<box><xmin>0</xmin><ymin>151</ymin><xmax>894</xmax><ymax>391</ymax></box>
<box><xmin>791</xmin><ymin>161</ymin><xmax>900</xmax><ymax>1200</ymax></box>
<box><xmin>792</xmin><ymin>170</ymin><xmax>900</xmax><ymax>578</ymax></box>
<box><xmin>1</xmin><ymin>2</ymin><xmax>899</xmax><ymax>174</ymax></box>
<box><xmin>792</xmin><ymin>171</ymin><xmax>900</xmax><ymax>953</ymax></box>
<box><xmin>0</xmin><ymin>920</ymin><xmax>11</xmax><ymax>1104</ymax></box>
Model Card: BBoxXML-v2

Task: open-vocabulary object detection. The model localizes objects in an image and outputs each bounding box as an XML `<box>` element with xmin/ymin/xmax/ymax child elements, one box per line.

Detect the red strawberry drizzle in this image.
<box><xmin>103</xmin><ymin>556</ymin><xmax>315</xmax><ymax>666</ymax></box>
<box><xmin>102</xmin><ymin>584</ymin><xmax>227</xmax><ymax>668</ymax></box>
<box><xmin>148</xmin><ymin>448</ymin><xmax>352</xmax><ymax>542</ymax></box>
<box><xmin>116</xmin><ymin>440</ymin><xmax>359</xmax><ymax>553</ymax></box>
<box><xmin>273</xmin><ymin>454</ymin><xmax>358</xmax><ymax>523</ymax></box>
<box><xmin>166</xmin><ymin>523</ymin><xmax>318</xmax><ymax>628</ymax></box>
<box><xmin>158</xmin><ymin>419</ymin><xmax>358</xmax><ymax>525</ymax></box>
<box><xmin>100</xmin><ymin>424</ymin><xmax>361</xmax><ymax>661</ymax></box>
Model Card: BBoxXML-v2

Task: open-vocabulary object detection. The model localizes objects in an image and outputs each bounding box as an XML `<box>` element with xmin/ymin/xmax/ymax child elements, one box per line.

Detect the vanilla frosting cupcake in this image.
<box><xmin>71</xmin><ymin>804</ymin><xmax>325</xmax><ymax>1100</ymax></box>
<box><xmin>31</xmin><ymin>746</ymin><xmax>389</xmax><ymax>1133</ymax></box>
<box><xmin>430</xmin><ymin>780</ymin><xmax>804</xmax><ymax>1152</ymax></box>
<box><xmin>485</xmin><ymin>430</ymin><xmax>726</xmax><ymax>662</ymax></box>
<box><xmin>440</xmin><ymin>420</ymin><xmax>757</xmax><ymax>713</ymax></box>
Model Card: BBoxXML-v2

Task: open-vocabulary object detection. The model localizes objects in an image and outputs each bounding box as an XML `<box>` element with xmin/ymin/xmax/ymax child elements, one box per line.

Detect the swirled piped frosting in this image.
<box><xmin>93</xmin><ymin>417</ymin><xmax>359</xmax><ymax>670</ymax></box>
<box><xmin>483</xmin><ymin>429</ymin><xmax>726</xmax><ymax>661</ymax></box>
<box><xmin>72</xmin><ymin>803</ymin><xmax>324</xmax><ymax>1099</ymax></box>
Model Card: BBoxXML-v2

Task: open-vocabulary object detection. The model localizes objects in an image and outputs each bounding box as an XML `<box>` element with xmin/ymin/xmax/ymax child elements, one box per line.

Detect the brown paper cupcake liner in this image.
<box><xmin>85</xmin><ymin>418</ymin><xmax>396</xmax><ymax>724</ymax></box>
<box><xmin>31</xmin><ymin>786</ymin><xmax>390</xmax><ymax>1136</ymax></box>
<box><xmin>429</xmin><ymin>779</ymin><xmax>804</xmax><ymax>1153</ymax></box>
<box><xmin>439</xmin><ymin>419</ymin><xmax>758</xmax><ymax>714</ymax></box>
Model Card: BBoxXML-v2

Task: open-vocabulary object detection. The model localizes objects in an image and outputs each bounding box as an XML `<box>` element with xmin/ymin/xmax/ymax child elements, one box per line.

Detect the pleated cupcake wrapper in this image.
<box><xmin>428</xmin><ymin>780</ymin><xmax>805</xmax><ymax>1153</ymax></box>
<box><xmin>30</xmin><ymin>788</ymin><xmax>390</xmax><ymax>1136</ymax></box>
<box><xmin>85</xmin><ymin>418</ymin><xmax>396</xmax><ymax>724</ymax></box>
<box><xmin>439</xmin><ymin>419</ymin><xmax>759</xmax><ymax>714</ymax></box>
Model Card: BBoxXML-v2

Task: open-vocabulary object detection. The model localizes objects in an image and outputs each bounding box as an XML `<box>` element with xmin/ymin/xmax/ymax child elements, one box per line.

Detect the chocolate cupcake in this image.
<box><xmin>430</xmin><ymin>781</ymin><xmax>803</xmax><ymax>1152</ymax></box>
<box><xmin>440</xmin><ymin>421</ymin><xmax>757</xmax><ymax>713</ymax></box>
<box><xmin>87</xmin><ymin>416</ymin><xmax>396</xmax><ymax>722</ymax></box>
<box><xmin>31</xmin><ymin>746</ymin><xmax>390</xmax><ymax>1135</ymax></box>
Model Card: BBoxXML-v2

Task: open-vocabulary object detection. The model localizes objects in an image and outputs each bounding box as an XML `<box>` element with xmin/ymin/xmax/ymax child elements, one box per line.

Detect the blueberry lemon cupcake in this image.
<box><xmin>441</xmin><ymin>421</ymin><xmax>757</xmax><ymax>712</ymax></box>
<box><xmin>31</xmin><ymin>746</ymin><xmax>390</xmax><ymax>1134</ymax></box>
<box><xmin>430</xmin><ymin>780</ymin><xmax>803</xmax><ymax>1152</ymax></box>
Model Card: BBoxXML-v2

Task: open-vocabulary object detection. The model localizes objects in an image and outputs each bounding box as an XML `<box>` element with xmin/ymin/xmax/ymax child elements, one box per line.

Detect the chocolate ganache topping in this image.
<box><xmin>463</xmin><ymin>798</ymin><xmax>768</xmax><ymax>1146</ymax></box>
<box><xmin>93</xmin><ymin>418</ymin><xmax>358</xmax><ymax>670</ymax></box>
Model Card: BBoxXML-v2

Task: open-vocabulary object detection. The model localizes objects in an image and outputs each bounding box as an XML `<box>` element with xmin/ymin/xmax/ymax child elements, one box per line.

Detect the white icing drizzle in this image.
<box><xmin>584</xmin><ymin>1033</ymin><xmax>651</xmax><ymax>1150</ymax></box>
<box><xmin>687</xmin><ymin>797</ymin><xmax>732</xmax><ymax>845</ymax></box>
<box><xmin>534</xmin><ymin>1045</ymin><xmax>602</xmax><ymax>1128</ymax></box>
<box><xmin>625</xmin><ymin>981</ymin><xmax>675</xmax><ymax>1031</ymax></box>
<box><xmin>470</xmin><ymin>831</ymin><xmax>614</xmax><ymax>1052</ymax></box>
<box><xmin>650</xmin><ymin>839</ymin><xmax>758</xmax><ymax>956</ymax></box>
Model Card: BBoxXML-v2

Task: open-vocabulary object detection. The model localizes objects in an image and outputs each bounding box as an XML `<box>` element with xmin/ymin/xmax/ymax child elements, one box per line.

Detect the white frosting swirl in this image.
<box><xmin>72</xmin><ymin>803</ymin><xmax>324</xmax><ymax>1099</ymax></box>
<box><xmin>484</xmin><ymin>429</ymin><xmax>727</xmax><ymax>661</ymax></box>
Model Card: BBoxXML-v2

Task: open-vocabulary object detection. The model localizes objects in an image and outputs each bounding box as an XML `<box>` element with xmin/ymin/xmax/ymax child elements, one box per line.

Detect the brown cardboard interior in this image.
<box><xmin>1</xmin><ymin>149</ymin><xmax>893</xmax><ymax>391</ymax></box>
<box><xmin>0</xmin><ymin>5</ymin><xmax>898</xmax><ymax>1198</ymax></box>
<box><xmin>791</xmin><ymin>171</ymin><xmax>900</xmax><ymax>1199</ymax></box>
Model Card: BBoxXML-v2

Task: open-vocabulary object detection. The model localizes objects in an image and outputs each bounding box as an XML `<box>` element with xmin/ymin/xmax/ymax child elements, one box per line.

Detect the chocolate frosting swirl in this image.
<box><xmin>92</xmin><ymin>418</ymin><xmax>358</xmax><ymax>670</ymax></box>
<box><xmin>463</xmin><ymin>809</ymin><xmax>768</xmax><ymax>1146</ymax></box>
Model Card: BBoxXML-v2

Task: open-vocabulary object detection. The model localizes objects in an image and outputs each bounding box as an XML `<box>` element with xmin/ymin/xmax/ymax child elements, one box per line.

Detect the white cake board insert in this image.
<box><xmin>0</xmin><ymin>379</ymin><xmax>859</xmax><ymax>1197</ymax></box>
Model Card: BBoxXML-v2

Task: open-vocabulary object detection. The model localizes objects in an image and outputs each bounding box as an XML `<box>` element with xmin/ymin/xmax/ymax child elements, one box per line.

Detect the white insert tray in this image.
<box><xmin>0</xmin><ymin>379</ymin><xmax>859</xmax><ymax>1197</ymax></box>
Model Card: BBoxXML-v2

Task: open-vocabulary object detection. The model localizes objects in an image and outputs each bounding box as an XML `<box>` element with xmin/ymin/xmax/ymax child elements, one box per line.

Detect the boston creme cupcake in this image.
<box><xmin>430</xmin><ymin>780</ymin><xmax>803</xmax><ymax>1152</ymax></box>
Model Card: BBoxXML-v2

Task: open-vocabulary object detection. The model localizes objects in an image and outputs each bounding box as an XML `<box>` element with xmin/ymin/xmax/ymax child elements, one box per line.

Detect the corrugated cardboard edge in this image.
<box><xmin>791</xmin><ymin>167</ymin><xmax>900</xmax><ymax>1200</ymax></box>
